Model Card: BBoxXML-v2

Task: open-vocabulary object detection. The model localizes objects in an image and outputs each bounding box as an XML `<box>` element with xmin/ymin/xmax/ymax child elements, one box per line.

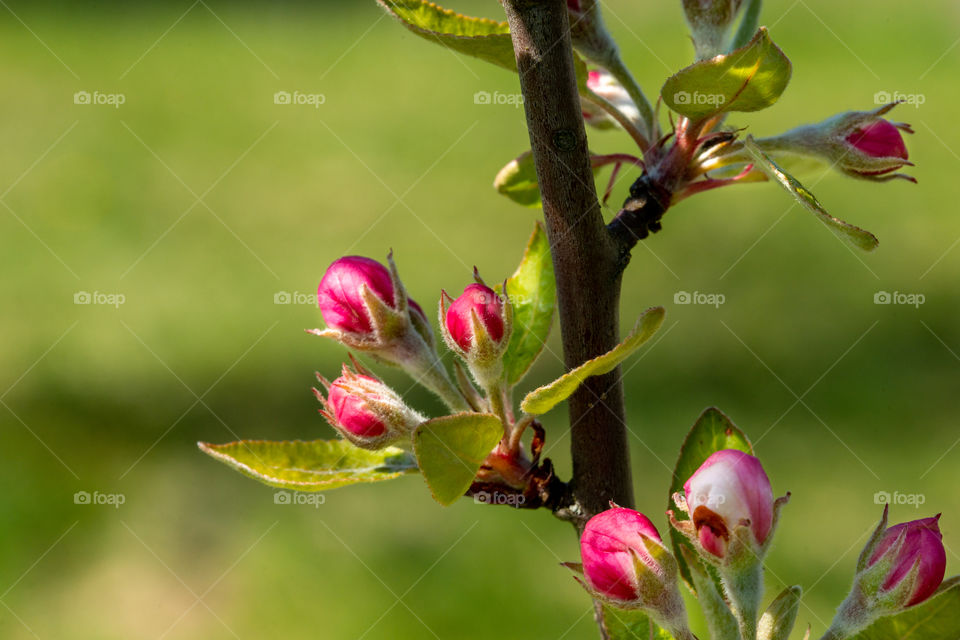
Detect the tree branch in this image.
<box><xmin>501</xmin><ymin>0</ymin><xmax>634</xmax><ymax>522</ymax></box>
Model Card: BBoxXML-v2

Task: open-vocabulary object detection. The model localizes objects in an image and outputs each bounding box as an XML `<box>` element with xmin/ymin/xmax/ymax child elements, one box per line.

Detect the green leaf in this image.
<box><xmin>413</xmin><ymin>413</ymin><xmax>503</xmax><ymax>506</ymax></box>
<box><xmin>668</xmin><ymin>407</ymin><xmax>753</xmax><ymax>590</ymax></box>
<box><xmin>377</xmin><ymin>0</ymin><xmax>591</xmax><ymax>90</ymax></box>
<box><xmin>601</xmin><ymin>605</ymin><xmax>675</xmax><ymax>640</ymax></box>
<box><xmin>520</xmin><ymin>307</ymin><xmax>665</xmax><ymax>415</ymax></box>
<box><xmin>743</xmin><ymin>135</ymin><xmax>879</xmax><ymax>252</ymax></box>
<box><xmin>494</xmin><ymin>151</ymin><xmax>542</xmax><ymax>208</ymax></box>
<box><xmin>496</xmin><ymin>222</ymin><xmax>556</xmax><ymax>386</ymax></box>
<box><xmin>850</xmin><ymin>577</ymin><xmax>960</xmax><ymax>640</ymax></box>
<box><xmin>661</xmin><ymin>27</ymin><xmax>791</xmax><ymax>120</ymax></box>
<box><xmin>198</xmin><ymin>439</ymin><xmax>417</xmax><ymax>491</ymax></box>
<box><xmin>376</xmin><ymin>0</ymin><xmax>516</xmax><ymax>71</ymax></box>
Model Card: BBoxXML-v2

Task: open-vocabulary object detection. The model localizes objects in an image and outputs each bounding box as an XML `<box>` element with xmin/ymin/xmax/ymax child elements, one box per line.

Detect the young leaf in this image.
<box><xmin>198</xmin><ymin>439</ymin><xmax>417</xmax><ymax>491</ymax></box>
<box><xmin>661</xmin><ymin>27</ymin><xmax>791</xmax><ymax>121</ymax></box>
<box><xmin>600</xmin><ymin>605</ymin><xmax>675</xmax><ymax>640</ymax></box>
<box><xmin>494</xmin><ymin>151</ymin><xmax>542</xmax><ymax>208</ymax></box>
<box><xmin>743</xmin><ymin>136</ymin><xmax>879</xmax><ymax>252</ymax></box>
<box><xmin>520</xmin><ymin>307</ymin><xmax>665</xmax><ymax>415</ymax></box>
<box><xmin>849</xmin><ymin>577</ymin><xmax>960</xmax><ymax>639</ymax></box>
<box><xmin>376</xmin><ymin>0</ymin><xmax>516</xmax><ymax>71</ymax></box>
<box><xmin>496</xmin><ymin>221</ymin><xmax>556</xmax><ymax>386</ymax></box>
<box><xmin>668</xmin><ymin>407</ymin><xmax>753</xmax><ymax>590</ymax></box>
<box><xmin>413</xmin><ymin>413</ymin><xmax>503</xmax><ymax>506</ymax></box>
<box><xmin>378</xmin><ymin>0</ymin><xmax>592</xmax><ymax>90</ymax></box>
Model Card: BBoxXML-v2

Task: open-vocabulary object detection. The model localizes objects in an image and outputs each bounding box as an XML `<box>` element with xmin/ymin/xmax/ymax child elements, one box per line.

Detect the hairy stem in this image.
<box><xmin>501</xmin><ymin>0</ymin><xmax>635</xmax><ymax>523</ymax></box>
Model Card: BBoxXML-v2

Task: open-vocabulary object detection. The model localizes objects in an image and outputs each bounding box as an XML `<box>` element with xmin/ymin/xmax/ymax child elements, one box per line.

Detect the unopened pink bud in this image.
<box><xmin>684</xmin><ymin>449</ymin><xmax>774</xmax><ymax>558</ymax></box>
<box><xmin>444</xmin><ymin>283</ymin><xmax>505</xmax><ymax>352</ymax></box>
<box><xmin>316</xmin><ymin>366</ymin><xmax>425</xmax><ymax>448</ymax></box>
<box><xmin>317</xmin><ymin>256</ymin><xmax>395</xmax><ymax>335</ymax></box>
<box><xmin>755</xmin><ymin>104</ymin><xmax>915</xmax><ymax>183</ymax></box>
<box><xmin>327</xmin><ymin>374</ymin><xmax>387</xmax><ymax>438</ymax></box>
<box><xmin>845</xmin><ymin>120</ymin><xmax>909</xmax><ymax>165</ymax></box>
<box><xmin>580</xmin><ymin>508</ymin><xmax>666</xmax><ymax>602</ymax></box>
<box><xmin>868</xmin><ymin>516</ymin><xmax>946</xmax><ymax>607</ymax></box>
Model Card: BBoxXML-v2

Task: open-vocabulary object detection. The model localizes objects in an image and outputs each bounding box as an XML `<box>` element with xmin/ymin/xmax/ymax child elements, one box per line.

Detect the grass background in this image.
<box><xmin>0</xmin><ymin>1</ymin><xmax>958</xmax><ymax>638</ymax></box>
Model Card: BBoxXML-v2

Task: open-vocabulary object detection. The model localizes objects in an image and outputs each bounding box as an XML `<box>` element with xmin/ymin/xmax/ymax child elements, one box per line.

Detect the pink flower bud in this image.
<box><xmin>580</xmin><ymin>508</ymin><xmax>665</xmax><ymax>602</ymax></box>
<box><xmin>845</xmin><ymin>120</ymin><xmax>909</xmax><ymax>166</ymax></box>
<box><xmin>683</xmin><ymin>449</ymin><xmax>774</xmax><ymax>558</ymax></box>
<box><xmin>867</xmin><ymin>516</ymin><xmax>946</xmax><ymax>607</ymax></box>
<box><xmin>315</xmin><ymin>365</ymin><xmax>425</xmax><ymax>448</ymax></box>
<box><xmin>754</xmin><ymin>104</ymin><xmax>914</xmax><ymax>183</ymax></box>
<box><xmin>327</xmin><ymin>374</ymin><xmax>387</xmax><ymax>438</ymax></box>
<box><xmin>317</xmin><ymin>256</ymin><xmax>395</xmax><ymax>335</ymax></box>
<box><xmin>444</xmin><ymin>283</ymin><xmax>505</xmax><ymax>352</ymax></box>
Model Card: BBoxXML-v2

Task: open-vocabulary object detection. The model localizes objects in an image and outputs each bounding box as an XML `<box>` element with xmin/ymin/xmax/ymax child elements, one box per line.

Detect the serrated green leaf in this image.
<box><xmin>850</xmin><ymin>577</ymin><xmax>960</xmax><ymax>640</ymax></box>
<box><xmin>413</xmin><ymin>413</ymin><xmax>503</xmax><ymax>506</ymax></box>
<box><xmin>743</xmin><ymin>135</ymin><xmax>879</xmax><ymax>252</ymax></box>
<box><xmin>495</xmin><ymin>222</ymin><xmax>556</xmax><ymax>385</ymax></box>
<box><xmin>520</xmin><ymin>307</ymin><xmax>665</xmax><ymax>415</ymax></box>
<box><xmin>668</xmin><ymin>408</ymin><xmax>753</xmax><ymax>591</ymax></box>
<box><xmin>661</xmin><ymin>27</ymin><xmax>791</xmax><ymax>120</ymax></box>
<box><xmin>601</xmin><ymin>605</ymin><xmax>675</xmax><ymax>640</ymax></box>
<box><xmin>198</xmin><ymin>439</ymin><xmax>417</xmax><ymax>491</ymax></box>
<box><xmin>494</xmin><ymin>151</ymin><xmax>542</xmax><ymax>208</ymax></box>
<box><xmin>376</xmin><ymin>0</ymin><xmax>515</xmax><ymax>71</ymax></box>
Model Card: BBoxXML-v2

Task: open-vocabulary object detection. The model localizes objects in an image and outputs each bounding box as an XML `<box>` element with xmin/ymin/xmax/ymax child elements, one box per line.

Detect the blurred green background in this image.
<box><xmin>1</xmin><ymin>1</ymin><xmax>958</xmax><ymax>638</ymax></box>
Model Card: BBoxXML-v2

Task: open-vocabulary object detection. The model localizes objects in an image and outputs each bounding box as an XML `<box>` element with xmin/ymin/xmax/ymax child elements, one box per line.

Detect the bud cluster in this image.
<box><xmin>310</xmin><ymin>253</ymin><xmax>535</xmax><ymax>493</ymax></box>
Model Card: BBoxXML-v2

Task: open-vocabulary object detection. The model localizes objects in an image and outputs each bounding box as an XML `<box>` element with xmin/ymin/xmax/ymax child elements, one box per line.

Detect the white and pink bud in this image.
<box><xmin>680</xmin><ymin>449</ymin><xmax>775</xmax><ymax>559</ymax></box>
<box><xmin>755</xmin><ymin>103</ymin><xmax>915</xmax><ymax>183</ymax></box>
<box><xmin>825</xmin><ymin>507</ymin><xmax>947</xmax><ymax>639</ymax></box>
<box><xmin>314</xmin><ymin>363</ymin><xmax>424</xmax><ymax>450</ymax></box>
<box><xmin>669</xmin><ymin>449</ymin><xmax>789</xmax><ymax>640</ymax></box>
<box><xmin>582</xmin><ymin>69</ymin><xmax>643</xmax><ymax>132</ymax></box>
<box><xmin>571</xmin><ymin>507</ymin><xmax>695</xmax><ymax>640</ymax></box>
